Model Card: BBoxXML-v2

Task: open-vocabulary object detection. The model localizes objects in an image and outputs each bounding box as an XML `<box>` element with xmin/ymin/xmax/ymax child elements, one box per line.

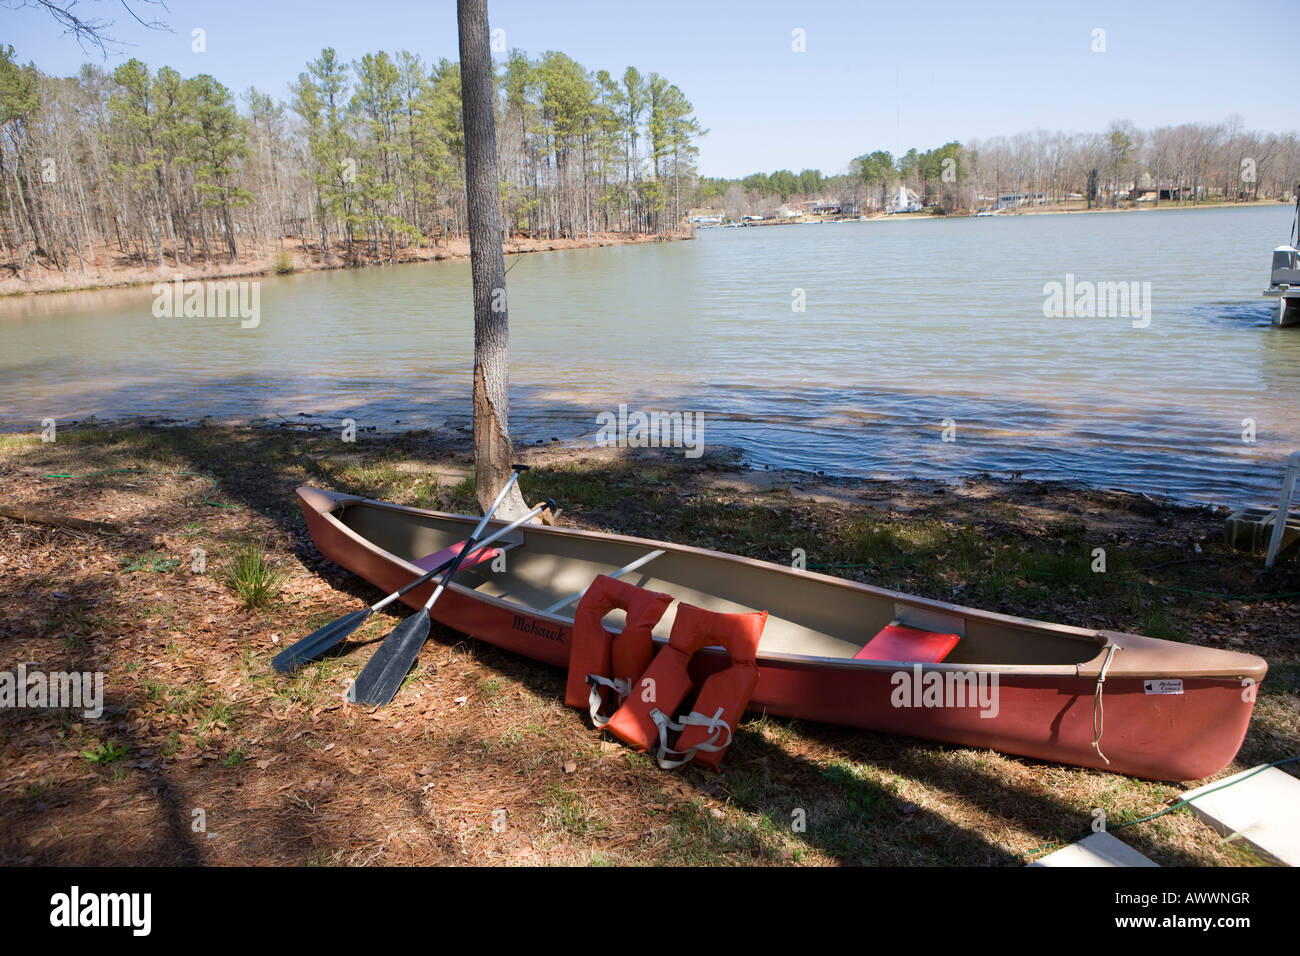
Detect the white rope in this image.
<box><xmin>1092</xmin><ymin>644</ymin><xmax>1119</xmax><ymax>765</ymax></box>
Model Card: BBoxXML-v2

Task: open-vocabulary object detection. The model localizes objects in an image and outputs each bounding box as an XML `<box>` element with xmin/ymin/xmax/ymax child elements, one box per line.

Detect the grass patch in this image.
<box><xmin>446</xmin><ymin>474</ymin><xmax>478</xmax><ymax>512</ymax></box>
<box><xmin>121</xmin><ymin>550</ymin><xmax>181</xmax><ymax>574</ymax></box>
<box><xmin>659</xmin><ymin>798</ymin><xmax>777</xmax><ymax>865</ymax></box>
<box><xmin>197</xmin><ymin>700</ymin><xmax>238</xmax><ymax>733</ymax></box>
<box><xmin>544</xmin><ymin>783</ymin><xmax>609</xmax><ymax>837</ymax></box>
<box><xmin>222</xmin><ymin>539</ymin><xmax>283</xmax><ymax>610</ymax></box>
<box><xmin>82</xmin><ymin>741</ymin><xmax>129</xmax><ymax>765</ymax></box>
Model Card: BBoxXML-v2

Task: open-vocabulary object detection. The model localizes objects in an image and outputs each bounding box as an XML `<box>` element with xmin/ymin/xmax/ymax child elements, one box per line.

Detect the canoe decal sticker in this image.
<box><xmin>1144</xmin><ymin>679</ymin><xmax>1185</xmax><ymax>695</ymax></box>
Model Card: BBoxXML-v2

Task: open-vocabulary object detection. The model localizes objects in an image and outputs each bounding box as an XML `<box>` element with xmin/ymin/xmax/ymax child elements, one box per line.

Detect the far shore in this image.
<box><xmin>0</xmin><ymin>230</ymin><xmax>692</xmax><ymax>299</ymax></box>
<box><xmin>6</xmin><ymin>198</ymin><xmax>1283</xmax><ymax>298</ymax></box>
<box><xmin>714</xmin><ymin>197</ymin><xmax>1284</xmax><ymax>229</ymax></box>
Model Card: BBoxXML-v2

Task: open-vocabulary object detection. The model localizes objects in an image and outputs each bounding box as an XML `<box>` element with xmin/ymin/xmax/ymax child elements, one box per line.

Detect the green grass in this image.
<box><xmin>82</xmin><ymin>741</ymin><xmax>129</xmax><ymax>765</ymax></box>
<box><xmin>334</xmin><ymin>459</ymin><xmax>405</xmax><ymax>498</ymax></box>
<box><xmin>264</xmin><ymin>656</ymin><xmax>347</xmax><ymax>708</ymax></box>
<box><xmin>544</xmin><ymin>783</ymin><xmax>609</xmax><ymax>837</ymax></box>
<box><xmin>446</xmin><ymin>474</ymin><xmax>478</xmax><ymax>512</ymax></box>
<box><xmin>197</xmin><ymin>700</ymin><xmax>238</xmax><ymax>732</ymax></box>
<box><xmin>121</xmin><ymin>550</ymin><xmax>181</xmax><ymax>573</ymax></box>
<box><xmin>273</xmin><ymin>248</ymin><xmax>295</xmax><ymax>274</ymax></box>
<box><xmin>660</xmin><ymin>798</ymin><xmax>778</xmax><ymax>865</ymax></box>
<box><xmin>223</xmin><ymin>539</ymin><xmax>283</xmax><ymax>610</ymax></box>
<box><xmin>411</xmin><ymin>475</ymin><xmax>441</xmax><ymax>509</ymax></box>
<box><xmin>0</xmin><ymin>433</ymin><xmax>37</xmax><ymax>451</ymax></box>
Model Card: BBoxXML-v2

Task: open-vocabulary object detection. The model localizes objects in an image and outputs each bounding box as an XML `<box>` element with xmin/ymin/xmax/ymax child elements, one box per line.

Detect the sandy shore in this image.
<box><xmin>0</xmin><ymin>230</ymin><xmax>692</xmax><ymax>298</ymax></box>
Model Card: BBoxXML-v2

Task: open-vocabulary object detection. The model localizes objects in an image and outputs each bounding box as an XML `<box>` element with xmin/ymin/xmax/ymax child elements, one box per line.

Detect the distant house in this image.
<box><xmin>1130</xmin><ymin>177</ymin><xmax>1193</xmax><ymax>202</ymax></box>
<box><xmin>687</xmin><ymin>208</ymin><xmax>724</xmax><ymax>224</ymax></box>
<box><xmin>801</xmin><ymin>199</ymin><xmax>848</xmax><ymax>217</ymax></box>
<box><xmin>888</xmin><ymin>186</ymin><xmax>922</xmax><ymax>214</ymax></box>
<box><xmin>994</xmin><ymin>192</ymin><xmax>1046</xmax><ymax>210</ymax></box>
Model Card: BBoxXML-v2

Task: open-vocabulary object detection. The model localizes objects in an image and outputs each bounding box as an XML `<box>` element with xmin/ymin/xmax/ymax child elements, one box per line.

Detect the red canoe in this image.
<box><xmin>297</xmin><ymin>485</ymin><xmax>1267</xmax><ymax>780</ymax></box>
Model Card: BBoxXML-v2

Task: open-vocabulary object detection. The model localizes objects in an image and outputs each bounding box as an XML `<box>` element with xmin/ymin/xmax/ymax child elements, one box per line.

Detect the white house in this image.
<box><xmin>888</xmin><ymin>185</ymin><xmax>922</xmax><ymax>214</ymax></box>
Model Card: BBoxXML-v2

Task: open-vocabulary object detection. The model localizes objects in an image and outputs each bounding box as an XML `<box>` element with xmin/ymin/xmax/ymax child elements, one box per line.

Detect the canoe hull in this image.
<box><xmin>298</xmin><ymin>487</ymin><xmax>1263</xmax><ymax>781</ymax></box>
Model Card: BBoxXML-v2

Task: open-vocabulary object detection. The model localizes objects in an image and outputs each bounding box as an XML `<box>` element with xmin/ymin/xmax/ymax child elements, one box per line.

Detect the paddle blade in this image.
<box><xmin>347</xmin><ymin>612</ymin><xmax>432</xmax><ymax>707</ymax></box>
<box><xmin>272</xmin><ymin>608</ymin><xmax>373</xmax><ymax>673</ymax></box>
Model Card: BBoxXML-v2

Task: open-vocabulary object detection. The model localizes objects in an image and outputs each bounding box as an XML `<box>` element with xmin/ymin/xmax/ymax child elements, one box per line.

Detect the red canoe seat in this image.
<box><xmin>413</xmin><ymin>539</ymin><xmax>501</xmax><ymax>573</ymax></box>
<box><xmin>854</xmin><ymin>623</ymin><xmax>960</xmax><ymax>663</ymax></box>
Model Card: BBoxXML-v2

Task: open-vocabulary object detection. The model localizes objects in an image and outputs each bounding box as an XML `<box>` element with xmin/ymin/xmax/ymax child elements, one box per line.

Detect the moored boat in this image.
<box><xmin>297</xmin><ymin>485</ymin><xmax>1267</xmax><ymax>780</ymax></box>
<box><xmin>1264</xmin><ymin>191</ymin><xmax>1300</xmax><ymax>328</ymax></box>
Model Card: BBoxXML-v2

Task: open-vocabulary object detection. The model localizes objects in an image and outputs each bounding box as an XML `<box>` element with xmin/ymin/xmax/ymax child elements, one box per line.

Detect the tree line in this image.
<box><xmin>699</xmin><ymin>119</ymin><xmax>1299</xmax><ymax>219</ymax></box>
<box><xmin>0</xmin><ymin>43</ymin><xmax>703</xmax><ymax>281</ymax></box>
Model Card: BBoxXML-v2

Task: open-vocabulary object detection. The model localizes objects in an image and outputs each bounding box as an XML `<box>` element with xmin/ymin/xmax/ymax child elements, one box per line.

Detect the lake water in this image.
<box><xmin>3</xmin><ymin>204</ymin><xmax>1298</xmax><ymax>506</ymax></box>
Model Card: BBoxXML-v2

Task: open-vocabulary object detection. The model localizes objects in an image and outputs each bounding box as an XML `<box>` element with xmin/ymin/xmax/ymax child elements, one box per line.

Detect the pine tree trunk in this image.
<box><xmin>458</xmin><ymin>0</ymin><xmax>528</xmax><ymax>520</ymax></box>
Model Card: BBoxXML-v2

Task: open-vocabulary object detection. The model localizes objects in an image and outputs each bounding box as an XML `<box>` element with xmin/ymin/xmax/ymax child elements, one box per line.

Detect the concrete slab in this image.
<box><xmin>1028</xmin><ymin>832</ymin><xmax>1159</xmax><ymax>867</ymax></box>
<box><xmin>1181</xmin><ymin>765</ymin><xmax>1300</xmax><ymax>866</ymax></box>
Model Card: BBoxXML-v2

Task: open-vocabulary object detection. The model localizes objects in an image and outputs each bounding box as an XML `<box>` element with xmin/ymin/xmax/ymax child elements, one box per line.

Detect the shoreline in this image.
<box><xmin>0</xmin><ymin>230</ymin><xmax>692</xmax><ymax>299</ymax></box>
<box><xmin>0</xmin><ymin>412</ymin><xmax>1237</xmax><ymax>514</ymax></box>
<box><xmin>708</xmin><ymin>197</ymin><xmax>1283</xmax><ymax>229</ymax></box>
<box><xmin>5</xmin><ymin>199</ymin><xmax>1279</xmax><ymax>296</ymax></box>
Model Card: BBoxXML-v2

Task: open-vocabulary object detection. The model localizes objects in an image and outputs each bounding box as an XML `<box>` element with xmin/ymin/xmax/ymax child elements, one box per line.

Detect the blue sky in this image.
<box><xmin>7</xmin><ymin>0</ymin><xmax>1297</xmax><ymax>178</ymax></box>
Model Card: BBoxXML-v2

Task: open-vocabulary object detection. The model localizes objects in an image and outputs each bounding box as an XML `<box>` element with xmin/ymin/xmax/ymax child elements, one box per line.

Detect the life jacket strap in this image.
<box><xmin>586</xmin><ymin>674</ymin><xmax>630</xmax><ymax>728</ymax></box>
<box><xmin>649</xmin><ymin>706</ymin><xmax>733</xmax><ymax>770</ymax></box>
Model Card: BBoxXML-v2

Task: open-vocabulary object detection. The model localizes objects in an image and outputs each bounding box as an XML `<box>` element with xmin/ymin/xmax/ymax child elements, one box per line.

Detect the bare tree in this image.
<box><xmin>7</xmin><ymin>0</ymin><xmax>171</xmax><ymax>56</ymax></box>
<box><xmin>457</xmin><ymin>0</ymin><xmax>528</xmax><ymax>519</ymax></box>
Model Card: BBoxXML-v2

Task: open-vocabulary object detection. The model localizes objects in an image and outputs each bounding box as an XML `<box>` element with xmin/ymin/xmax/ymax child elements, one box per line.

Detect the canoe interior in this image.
<box><xmin>340</xmin><ymin>500</ymin><xmax>1105</xmax><ymax>668</ymax></box>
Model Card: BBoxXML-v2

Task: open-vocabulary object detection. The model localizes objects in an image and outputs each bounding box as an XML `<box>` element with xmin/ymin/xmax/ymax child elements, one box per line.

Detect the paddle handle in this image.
<box><xmin>421</xmin><ymin>498</ymin><xmax>555</xmax><ymax>611</ymax></box>
<box><xmin>467</xmin><ymin>465</ymin><xmax>526</xmax><ymax>543</ymax></box>
<box><xmin>371</xmin><ymin>466</ymin><xmax>532</xmax><ymax>612</ymax></box>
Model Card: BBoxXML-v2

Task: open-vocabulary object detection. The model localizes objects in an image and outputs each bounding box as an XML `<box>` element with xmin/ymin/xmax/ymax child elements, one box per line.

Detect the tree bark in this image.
<box><xmin>458</xmin><ymin>0</ymin><xmax>528</xmax><ymax>520</ymax></box>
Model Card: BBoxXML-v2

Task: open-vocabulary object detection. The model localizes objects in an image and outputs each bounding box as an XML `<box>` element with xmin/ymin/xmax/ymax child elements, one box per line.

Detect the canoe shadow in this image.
<box><xmin>448</xmin><ymin>635</ymin><xmax>1221</xmax><ymax>867</ymax></box>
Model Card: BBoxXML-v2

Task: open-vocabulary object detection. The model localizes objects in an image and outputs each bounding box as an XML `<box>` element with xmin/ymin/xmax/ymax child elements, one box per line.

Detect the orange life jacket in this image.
<box><xmin>604</xmin><ymin>602</ymin><xmax>767</xmax><ymax>771</ymax></box>
<box><xmin>564</xmin><ymin>574</ymin><xmax>673</xmax><ymax>727</ymax></box>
